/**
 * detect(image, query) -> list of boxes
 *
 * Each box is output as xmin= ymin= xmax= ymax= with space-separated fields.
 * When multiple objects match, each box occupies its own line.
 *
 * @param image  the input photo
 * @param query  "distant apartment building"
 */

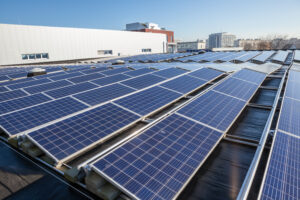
xmin=208 ymin=32 xmax=236 ymax=49
xmin=177 ymin=40 xmax=206 ymax=52
xmin=126 ymin=22 xmax=176 ymax=53
xmin=234 ymin=39 xmax=263 ymax=50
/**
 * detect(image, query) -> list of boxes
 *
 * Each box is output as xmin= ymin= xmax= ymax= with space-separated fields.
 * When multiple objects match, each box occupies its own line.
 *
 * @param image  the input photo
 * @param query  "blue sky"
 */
xmin=1 ymin=0 xmax=300 ymax=41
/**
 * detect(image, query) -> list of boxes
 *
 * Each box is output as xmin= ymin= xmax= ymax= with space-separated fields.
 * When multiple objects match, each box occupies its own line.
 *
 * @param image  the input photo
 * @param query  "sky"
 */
xmin=1 ymin=0 xmax=300 ymax=41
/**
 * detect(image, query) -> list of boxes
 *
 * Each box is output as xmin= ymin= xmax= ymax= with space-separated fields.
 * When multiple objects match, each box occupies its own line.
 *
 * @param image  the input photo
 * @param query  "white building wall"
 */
xmin=0 ymin=24 xmax=167 ymax=65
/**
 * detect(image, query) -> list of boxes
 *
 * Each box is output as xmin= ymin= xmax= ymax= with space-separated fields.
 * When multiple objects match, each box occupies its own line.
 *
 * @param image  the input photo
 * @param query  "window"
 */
xmin=42 ymin=53 xmax=49 ymax=59
xmin=35 ymin=54 xmax=41 ymax=59
xmin=22 ymin=54 xmax=28 ymax=60
xmin=142 ymin=48 xmax=152 ymax=52
xmin=21 ymin=53 xmax=49 ymax=60
xmin=98 ymin=50 xmax=113 ymax=55
xmin=29 ymin=54 xmax=35 ymax=59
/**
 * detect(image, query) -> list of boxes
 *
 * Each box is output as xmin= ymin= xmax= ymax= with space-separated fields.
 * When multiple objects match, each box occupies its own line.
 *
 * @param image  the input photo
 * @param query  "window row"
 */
xmin=22 ymin=53 xmax=49 ymax=60
xmin=142 ymin=48 xmax=152 ymax=52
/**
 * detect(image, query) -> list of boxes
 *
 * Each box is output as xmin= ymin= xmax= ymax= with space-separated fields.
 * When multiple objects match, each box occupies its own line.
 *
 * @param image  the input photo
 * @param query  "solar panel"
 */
xmin=260 ymin=131 xmax=299 ymax=200
xmin=114 ymin=86 xmax=181 ymax=116
xmin=152 ymin=68 xmax=186 ymax=78
xmin=8 ymin=72 xmax=28 ymax=79
xmin=50 ymin=71 xmax=84 ymax=81
xmin=232 ymin=69 xmax=266 ymax=84
xmin=81 ymin=67 xmax=108 ymax=74
xmin=0 ymin=86 xmax=9 ymax=93
xmin=92 ymin=74 xmax=131 ymax=86
xmin=213 ymin=77 xmax=258 ymax=101
xmin=161 ymin=75 xmax=206 ymax=94
xmin=24 ymin=80 xmax=73 ymax=94
xmin=74 ymin=83 xmax=135 ymax=106
xmin=102 ymin=68 xmax=131 ymax=76
xmin=177 ymin=90 xmax=245 ymax=131
xmin=288 ymin=70 xmax=300 ymax=83
xmin=28 ymin=103 xmax=140 ymax=161
xmin=285 ymin=79 xmax=300 ymax=100
xmin=0 ymin=93 xmax=51 ymax=115
xmin=34 ymin=71 xmax=67 ymax=79
xmin=92 ymin=114 xmax=223 ymax=200
xmin=0 ymin=97 xmax=88 ymax=135
xmin=0 ymin=89 xmax=28 ymax=102
xmin=0 ymin=75 xmax=9 ymax=82
xmin=45 ymin=82 xmax=98 ymax=99
xmin=188 ymin=68 xmax=223 ymax=81
xmin=278 ymin=97 xmax=300 ymax=136
xmin=121 ymin=74 xmax=165 ymax=90
xmin=124 ymin=68 xmax=154 ymax=77
xmin=68 ymin=73 xmax=105 ymax=84
xmin=0 ymin=77 xmax=35 ymax=87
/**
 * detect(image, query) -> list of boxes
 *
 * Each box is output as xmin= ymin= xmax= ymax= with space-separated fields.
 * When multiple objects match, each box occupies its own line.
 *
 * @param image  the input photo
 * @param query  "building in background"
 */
xmin=208 ymin=32 xmax=236 ymax=49
xmin=177 ymin=40 xmax=206 ymax=52
xmin=126 ymin=22 xmax=176 ymax=53
xmin=0 ymin=23 xmax=167 ymax=66
xmin=234 ymin=39 xmax=264 ymax=50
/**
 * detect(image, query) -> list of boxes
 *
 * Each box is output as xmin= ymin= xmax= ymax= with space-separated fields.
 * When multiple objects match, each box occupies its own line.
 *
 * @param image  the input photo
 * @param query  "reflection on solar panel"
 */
xmin=92 ymin=114 xmax=222 ymax=200
xmin=0 ymin=86 xmax=9 ymax=93
xmin=28 ymin=103 xmax=140 ymax=161
xmin=260 ymin=131 xmax=299 ymax=200
xmin=74 ymin=83 xmax=135 ymax=106
xmin=68 ymin=73 xmax=105 ymax=84
xmin=213 ymin=77 xmax=258 ymax=101
xmin=50 ymin=71 xmax=83 ymax=81
xmin=92 ymin=74 xmax=131 ymax=86
xmin=285 ymin=79 xmax=300 ymax=100
xmin=121 ymin=74 xmax=165 ymax=90
xmin=232 ymin=69 xmax=266 ymax=84
xmin=152 ymin=68 xmax=186 ymax=78
xmin=0 ymin=97 xmax=88 ymax=135
xmin=161 ymin=75 xmax=206 ymax=94
xmin=178 ymin=90 xmax=245 ymax=131
xmin=81 ymin=67 xmax=108 ymax=74
xmin=45 ymin=82 xmax=98 ymax=99
xmin=0 ymin=93 xmax=51 ymax=115
xmin=114 ymin=86 xmax=181 ymax=116
xmin=34 ymin=71 xmax=66 ymax=79
xmin=0 ymin=89 xmax=28 ymax=102
xmin=188 ymin=68 xmax=223 ymax=81
xmin=24 ymin=80 xmax=73 ymax=94
xmin=278 ymin=97 xmax=300 ymax=136
xmin=102 ymin=68 xmax=131 ymax=76
xmin=124 ymin=68 xmax=154 ymax=77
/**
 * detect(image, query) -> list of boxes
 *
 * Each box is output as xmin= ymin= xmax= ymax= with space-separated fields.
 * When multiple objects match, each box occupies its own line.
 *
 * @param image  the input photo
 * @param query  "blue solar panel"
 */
xmin=92 ymin=74 xmax=131 ymax=86
xmin=0 ymin=77 xmax=35 ymax=87
xmin=24 ymin=80 xmax=73 ymax=94
xmin=260 ymin=131 xmax=299 ymax=200
xmin=68 ymin=73 xmax=105 ymax=84
xmin=0 ymin=86 xmax=9 ymax=93
xmin=152 ymin=68 xmax=186 ymax=78
xmin=188 ymin=68 xmax=223 ymax=81
xmin=0 ymin=97 xmax=88 ymax=135
xmin=45 ymin=82 xmax=98 ymax=99
xmin=7 ymin=78 xmax=52 ymax=90
xmin=213 ymin=77 xmax=258 ymax=101
xmin=0 ymin=89 xmax=28 ymax=102
xmin=232 ymin=69 xmax=266 ymax=84
xmin=285 ymin=79 xmax=300 ymax=100
xmin=34 ymin=71 xmax=67 ymax=79
xmin=74 ymin=83 xmax=135 ymax=106
xmin=121 ymin=74 xmax=165 ymax=90
xmin=0 ymin=75 xmax=9 ymax=81
xmin=114 ymin=86 xmax=181 ymax=116
xmin=45 ymin=67 xmax=63 ymax=73
xmin=50 ymin=71 xmax=84 ymax=81
xmin=124 ymin=68 xmax=154 ymax=77
xmin=8 ymin=72 xmax=28 ymax=79
xmin=161 ymin=75 xmax=206 ymax=94
xmin=102 ymin=68 xmax=131 ymax=76
xmin=178 ymin=90 xmax=246 ymax=131
xmin=81 ymin=67 xmax=108 ymax=74
xmin=28 ymin=103 xmax=140 ymax=161
xmin=278 ymin=97 xmax=300 ymax=136
xmin=288 ymin=70 xmax=300 ymax=83
xmin=0 ymin=93 xmax=51 ymax=115
xmin=92 ymin=114 xmax=222 ymax=200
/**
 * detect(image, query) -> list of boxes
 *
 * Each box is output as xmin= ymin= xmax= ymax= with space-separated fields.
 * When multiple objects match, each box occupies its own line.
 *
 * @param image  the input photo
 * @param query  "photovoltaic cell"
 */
xmin=288 ymin=70 xmax=300 ymax=83
xmin=28 ymin=103 xmax=140 ymax=161
xmin=232 ymin=69 xmax=266 ymax=84
xmin=121 ymin=74 xmax=166 ymax=90
xmin=178 ymin=90 xmax=245 ymax=131
xmin=50 ymin=71 xmax=84 ymax=81
xmin=152 ymin=68 xmax=186 ymax=78
xmin=0 ymin=77 xmax=35 ymax=87
xmin=161 ymin=75 xmax=206 ymax=94
xmin=102 ymin=68 xmax=131 ymax=76
xmin=92 ymin=114 xmax=223 ymax=200
xmin=114 ymin=86 xmax=181 ymax=116
xmin=92 ymin=74 xmax=131 ymax=86
xmin=260 ymin=131 xmax=299 ymax=200
xmin=0 ymin=93 xmax=51 ymax=115
xmin=213 ymin=77 xmax=258 ymax=101
xmin=188 ymin=68 xmax=223 ymax=81
xmin=81 ymin=67 xmax=108 ymax=74
xmin=124 ymin=68 xmax=154 ymax=77
xmin=34 ymin=71 xmax=66 ymax=79
xmin=0 ymin=75 xmax=9 ymax=82
xmin=7 ymin=78 xmax=52 ymax=90
xmin=74 ymin=83 xmax=135 ymax=106
xmin=0 ymin=97 xmax=88 ymax=135
xmin=0 ymin=89 xmax=28 ymax=102
xmin=8 ymin=72 xmax=28 ymax=79
xmin=285 ymin=79 xmax=300 ymax=100
xmin=24 ymin=80 xmax=73 ymax=94
xmin=0 ymin=86 xmax=9 ymax=93
xmin=45 ymin=82 xmax=98 ymax=99
xmin=68 ymin=73 xmax=105 ymax=84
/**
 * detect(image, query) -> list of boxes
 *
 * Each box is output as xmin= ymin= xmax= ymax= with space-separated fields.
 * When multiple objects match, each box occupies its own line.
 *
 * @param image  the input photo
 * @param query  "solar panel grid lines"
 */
xmin=124 ymin=68 xmax=155 ymax=77
xmin=101 ymin=68 xmax=131 ymax=76
xmin=91 ymin=113 xmax=223 ymax=200
xmin=285 ymin=78 xmax=300 ymax=100
xmin=91 ymin=74 xmax=132 ymax=86
xmin=24 ymin=80 xmax=73 ymax=94
xmin=67 ymin=73 xmax=106 ymax=84
xmin=152 ymin=68 xmax=187 ymax=79
xmin=34 ymin=71 xmax=67 ymax=79
xmin=0 ymin=89 xmax=28 ymax=102
xmin=27 ymin=103 xmax=141 ymax=162
xmin=80 ymin=67 xmax=109 ymax=74
xmin=0 ymin=86 xmax=9 ymax=93
xmin=121 ymin=74 xmax=166 ymax=90
xmin=232 ymin=68 xmax=266 ymax=85
xmin=158 ymin=85 xmax=184 ymax=95
xmin=49 ymin=71 xmax=84 ymax=81
xmin=0 ymin=77 xmax=35 ymax=87
xmin=188 ymin=68 xmax=224 ymax=81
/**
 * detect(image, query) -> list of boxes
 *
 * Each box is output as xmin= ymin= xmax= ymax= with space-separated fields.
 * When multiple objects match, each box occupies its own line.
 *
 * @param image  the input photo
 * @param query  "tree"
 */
xmin=243 ymin=43 xmax=253 ymax=50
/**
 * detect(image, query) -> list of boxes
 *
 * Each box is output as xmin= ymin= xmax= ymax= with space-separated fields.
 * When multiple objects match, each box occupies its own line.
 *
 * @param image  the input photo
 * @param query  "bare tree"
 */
xmin=257 ymin=41 xmax=271 ymax=50
xmin=243 ymin=43 xmax=253 ymax=50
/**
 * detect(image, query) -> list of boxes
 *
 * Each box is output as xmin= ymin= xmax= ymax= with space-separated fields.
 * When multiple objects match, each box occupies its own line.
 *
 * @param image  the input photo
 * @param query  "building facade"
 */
xmin=177 ymin=40 xmax=206 ymax=52
xmin=208 ymin=32 xmax=236 ymax=49
xmin=0 ymin=24 xmax=167 ymax=66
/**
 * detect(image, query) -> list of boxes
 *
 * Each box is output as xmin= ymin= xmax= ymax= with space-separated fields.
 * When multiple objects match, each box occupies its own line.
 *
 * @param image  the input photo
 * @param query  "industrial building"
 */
xmin=177 ymin=40 xmax=206 ymax=52
xmin=0 ymin=23 xmax=168 ymax=66
xmin=208 ymin=32 xmax=236 ymax=49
